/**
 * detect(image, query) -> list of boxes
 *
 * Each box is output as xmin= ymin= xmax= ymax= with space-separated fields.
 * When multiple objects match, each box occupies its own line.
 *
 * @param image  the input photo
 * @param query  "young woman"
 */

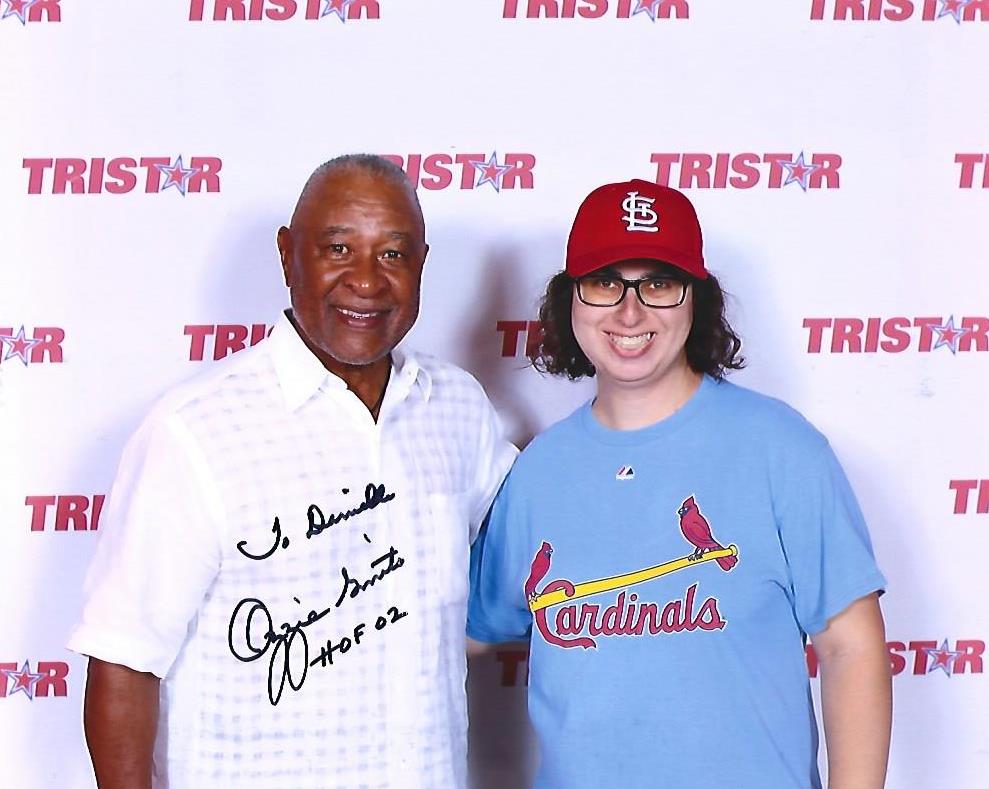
xmin=468 ymin=179 xmax=891 ymax=789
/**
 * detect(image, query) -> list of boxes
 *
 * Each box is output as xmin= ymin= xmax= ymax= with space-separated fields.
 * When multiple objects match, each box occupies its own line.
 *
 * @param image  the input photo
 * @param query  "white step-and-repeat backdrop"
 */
xmin=2 ymin=1 xmax=987 ymax=787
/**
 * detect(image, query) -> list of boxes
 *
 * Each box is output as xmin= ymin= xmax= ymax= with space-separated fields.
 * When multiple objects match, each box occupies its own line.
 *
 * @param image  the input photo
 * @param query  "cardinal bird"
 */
xmin=677 ymin=496 xmax=737 ymax=572
xmin=525 ymin=541 xmax=554 ymax=601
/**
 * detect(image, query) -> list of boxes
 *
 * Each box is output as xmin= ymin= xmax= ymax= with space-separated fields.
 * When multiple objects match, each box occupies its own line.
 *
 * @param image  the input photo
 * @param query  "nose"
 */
xmin=341 ymin=250 xmax=387 ymax=299
xmin=613 ymin=285 xmax=648 ymax=325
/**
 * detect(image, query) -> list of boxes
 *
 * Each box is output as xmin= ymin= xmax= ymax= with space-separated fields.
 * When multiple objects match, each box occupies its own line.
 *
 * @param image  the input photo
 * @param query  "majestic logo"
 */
xmin=188 ymin=0 xmax=380 ymax=21
xmin=650 ymin=152 xmax=841 ymax=190
xmin=0 ymin=326 xmax=64 ymax=366
xmin=186 ymin=324 xmax=272 ymax=361
xmin=24 ymin=156 xmax=222 ymax=195
xmin=382 ymin=152 xmax=536 ymax=192
xmin=496 ymin=320 xmax=543 ymax=357
xmin=950 ymin=480 xmax=988 ymax=514
xmin=803 ymin=315 xmax=987 ymax=354
xmin=616 ymin=465 xmax=635 ymax=480
xmin=621 ymin=191 xmax=660 ymax=233
xmin=0 ymin=661 xmax=69 ymax=699
xmin=502 ymin=0 xmax=689 ymax=20
xmin=1 ymin=0 xmax=60 ymax=24
xmin=27 ymin=495 xmax=105 ymax=531
xmin=526 ymin=496 xmax=737 ymax=649
xmin=956 ymin=153 xmax=989 ymax=188
xmin=810 ymin=0 xmax=988 ymax=22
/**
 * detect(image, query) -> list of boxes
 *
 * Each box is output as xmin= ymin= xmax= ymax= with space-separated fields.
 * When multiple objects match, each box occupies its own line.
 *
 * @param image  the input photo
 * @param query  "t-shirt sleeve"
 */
xmin=777 ymin=440 xmax=886 ymax=637
xmin=467 ymin=474 xmax=532 ymax=644
xmin=467 ymin=395 xmax=518 ymax=544
xmin=66 ymin=412 xmax=224 ymax=678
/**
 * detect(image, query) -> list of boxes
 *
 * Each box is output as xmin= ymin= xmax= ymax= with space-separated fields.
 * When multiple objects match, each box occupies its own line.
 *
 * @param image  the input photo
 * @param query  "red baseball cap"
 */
xmin=566 ymin=179 xmax=707 ymax=280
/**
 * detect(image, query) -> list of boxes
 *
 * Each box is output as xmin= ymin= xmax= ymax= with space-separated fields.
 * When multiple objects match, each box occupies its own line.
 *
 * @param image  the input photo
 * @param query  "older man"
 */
xmin=69 ymin=154 xmax=516 ymax=789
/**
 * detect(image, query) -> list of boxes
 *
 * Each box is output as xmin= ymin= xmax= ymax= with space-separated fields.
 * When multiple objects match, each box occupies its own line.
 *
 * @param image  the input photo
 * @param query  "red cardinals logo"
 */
xmin=526 ymin=496 xmax=737 ymax=649
xmin=678 ymin=495 xmax=738 ymax=571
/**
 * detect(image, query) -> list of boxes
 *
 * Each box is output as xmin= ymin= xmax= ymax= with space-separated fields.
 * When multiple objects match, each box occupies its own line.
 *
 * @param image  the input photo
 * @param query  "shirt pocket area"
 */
xmin=426 ymin=492 xmax=471 ymax=604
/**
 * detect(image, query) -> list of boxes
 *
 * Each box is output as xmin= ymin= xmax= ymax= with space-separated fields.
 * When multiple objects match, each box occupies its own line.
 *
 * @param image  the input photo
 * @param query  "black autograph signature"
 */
xmin=227 ymin=545 xmax=406 ymax=705
xmin=235 ymin=483 xmax=396 ymax=562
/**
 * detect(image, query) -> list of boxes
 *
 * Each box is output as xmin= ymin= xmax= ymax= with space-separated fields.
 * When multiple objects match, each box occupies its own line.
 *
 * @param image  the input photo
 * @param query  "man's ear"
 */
xmin=276 ymin=226 xmax=292 ymax=287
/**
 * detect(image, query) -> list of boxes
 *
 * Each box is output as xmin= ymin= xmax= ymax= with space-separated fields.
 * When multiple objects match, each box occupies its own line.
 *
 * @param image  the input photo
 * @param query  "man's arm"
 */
xmin=84 ymin=658 xmax=160 ymax=789
xmin=812 ymin=593 xmax=891 ymax=789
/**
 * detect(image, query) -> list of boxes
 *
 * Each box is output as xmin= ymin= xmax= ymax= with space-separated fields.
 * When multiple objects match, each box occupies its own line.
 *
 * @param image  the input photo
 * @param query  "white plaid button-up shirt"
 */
xmin=68 ymin=312 xmax=517 ymax=789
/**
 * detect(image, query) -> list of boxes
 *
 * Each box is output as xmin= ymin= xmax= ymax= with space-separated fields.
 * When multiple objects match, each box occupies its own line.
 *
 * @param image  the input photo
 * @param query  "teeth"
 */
xmin=608 ymin=332 xmax=654 ymax=350
xmin=339 ymin=308 xmax=378 ymax=319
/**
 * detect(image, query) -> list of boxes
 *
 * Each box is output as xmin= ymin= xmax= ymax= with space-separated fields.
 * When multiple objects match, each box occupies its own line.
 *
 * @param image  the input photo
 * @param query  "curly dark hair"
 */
xmin=530 ymin=265 xmax=745 ymax=380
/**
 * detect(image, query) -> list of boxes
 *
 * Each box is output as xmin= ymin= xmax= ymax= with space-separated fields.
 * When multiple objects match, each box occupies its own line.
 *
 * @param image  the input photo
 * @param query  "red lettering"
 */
xmin=348 ymin=0 xmax=379 ymax=18
xmin=913 ymin=316 xmax=941 ymax=352
xmin=960 ymin=317 xmax=989 ymax=351
xmin=189 ymin=0 xmax=206 ymax=19
xmin=496 ymin=320 xmax=528 ymax=357
xmin=831 ymin=317 xmax=864 ymax=353
xmin=106 ymin=157 xmax=138 ymax=194
xmin=140 ymin=157 xmax=170 ymax=193
xmin=26 ymin=496 xmax=56 ymax=532
xmin=35 ymin=662 xmax=69 ymax=697
xmin=92 ymin=494 xmax=105 ymax=530
xmin=55 ymin=495 xmax=90 ymax=531
xmin=650 ymin=153 xmax=680 ymax=187
xmin=188 ymin=157 xmax=223 ymax=192
xmin=880 ymin=317 xmax=911 ymax=352
xmin=28 ymin=0 xmax=61 ymax=22
xmin=803 ymin=317 xmax=831 ymax=353
xmin=87 ymin=158 xmax=105 ymax=194
xmin=53 ymin=159 xmax=86 ymax=195
xmin=908 ymin=640 xmax=937 ymax=675
xmin=810 ymin=153 xmax=841 ymax=188
xmin=764 ymin=153 xmax=791 ymax=189
xmin=214 ymin=0 xmax=247 ymax=21
xmin=420 ymin=154 xmax=454 ymax=190
xmin=729 ymin=153 xmax=760 ymax=189
xmin=964 ymin=0 xmax=989 ymax=21
xmin=525 ymin=321 xmax=544 ymax=357
xmin=887 ymin=641 xmax=907 ymax=676
xmin=955 ymin=153 xmax=985 ymax=189
xmin=185 ymin=324 xmax=215 ymax=361
xmin=835 ymin=0 xmax=866 ymax=20
xmin=954 ymin=640 xmax=985 ymax=674
xmin=883 ymin=0 xmax=913 ymax=20
xmin=679 ymin=153 xmax=712 ymax=189
xmin=0 ymin=664 xmax=17 ymax=697
xmin=503 ymin=153 xmax=536 ymax=189
xmin=454 ymin=154 xmax=486 ymax=189
xmin=214 ymin=324 xmax=249 ymax=359
xmin=29 ymin=327 xmax=65 ymax=363
xmin=495 ymin=649 xmax=529 ymax=686
xmin=23 ymin=158 xmax=53 ymax=194
xmin=950 ymin=480 xmax=978 ymax=514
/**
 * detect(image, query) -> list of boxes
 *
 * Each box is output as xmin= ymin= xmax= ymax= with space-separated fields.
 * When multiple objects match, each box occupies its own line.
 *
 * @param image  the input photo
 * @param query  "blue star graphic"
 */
xmin=322 ymin=0 xmax=354 ymax=21
xmin=472 ymin=152 xmax=513 ymax=193
xmin=632 ymin=0 xmax=661 ymax=21
xmin=1 ymin=661 xmax=45 ymax=699
xmin=931 ymin=315 xmax=969 ymax=355
xmin=780 ymin=152 xmax=821 ymax=192
xmin=0 ymin=325 xmax=41 ymax=366
xmin=156 ymin=156 xmax=198 ymax=197
xmin=922 ymin=639 xmax=963 ymax=676
xmin=938 ymin=0 xmax=972 ymax=23
xmin=2 ymin=0 xmax=36 ymax=25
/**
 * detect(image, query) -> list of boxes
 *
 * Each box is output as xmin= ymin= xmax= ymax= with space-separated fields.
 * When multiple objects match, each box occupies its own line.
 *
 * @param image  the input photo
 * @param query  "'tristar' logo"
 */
xmin=322 ymin=0 xmax=355 ymax=21
xmin=931 ymin=315 xmax=970 ymax=354
xmin=0 ymin=326 xmax=41 ymax=366
xmin=939 ymin=0 xmax=973 ymax=23
xmin=923 ymin=639 xmax=964 ymax=676
xmin=472 ymin=152 xmax=514 ymax=192
xmin=780 ymin=152 xmax=821 ymax=192
xmin=0 ymin=661 xmax=44 ymax=700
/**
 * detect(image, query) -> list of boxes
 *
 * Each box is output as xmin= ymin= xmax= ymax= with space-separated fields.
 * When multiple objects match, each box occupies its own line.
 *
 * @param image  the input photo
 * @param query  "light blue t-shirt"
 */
xmin=468 ymin=376 xmax=885 ymax=789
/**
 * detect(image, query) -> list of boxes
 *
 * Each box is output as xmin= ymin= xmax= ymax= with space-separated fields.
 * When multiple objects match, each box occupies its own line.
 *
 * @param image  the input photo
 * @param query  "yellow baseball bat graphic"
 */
xmin=528 ymin=545 xmax=738 ymax=613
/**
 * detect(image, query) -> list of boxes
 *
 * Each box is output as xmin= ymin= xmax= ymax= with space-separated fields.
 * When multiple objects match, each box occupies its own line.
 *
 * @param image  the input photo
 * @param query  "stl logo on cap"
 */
xmin=621 ymin=191 xmax=659 ymax=233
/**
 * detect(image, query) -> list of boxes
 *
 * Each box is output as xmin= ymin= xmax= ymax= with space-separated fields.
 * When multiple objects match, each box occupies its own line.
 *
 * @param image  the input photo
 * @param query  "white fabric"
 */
xmin=67 ymin=312 xmax=517 ymax=789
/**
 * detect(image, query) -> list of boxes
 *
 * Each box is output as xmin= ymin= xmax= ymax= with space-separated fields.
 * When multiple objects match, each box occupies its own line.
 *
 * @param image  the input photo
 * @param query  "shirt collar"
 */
xmin=268 ymin=311 xmax=432 ymax=412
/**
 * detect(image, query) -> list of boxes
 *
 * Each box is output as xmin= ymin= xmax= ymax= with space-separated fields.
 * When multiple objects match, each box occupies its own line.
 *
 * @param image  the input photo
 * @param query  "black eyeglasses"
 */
xmin=575 ymin=275 xmax=688 ymax=308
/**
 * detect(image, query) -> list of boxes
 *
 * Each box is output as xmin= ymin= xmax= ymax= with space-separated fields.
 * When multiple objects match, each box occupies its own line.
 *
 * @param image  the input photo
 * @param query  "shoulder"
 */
xmin=508 ymin=404 xmax=586 ymax=480
xmin=707 ymin=377 xmax=829 ymax=455
xmin=143 ymin=341 xmax=276 ymax=436
xmin=411 ymin=352 xmax=495 ymax=410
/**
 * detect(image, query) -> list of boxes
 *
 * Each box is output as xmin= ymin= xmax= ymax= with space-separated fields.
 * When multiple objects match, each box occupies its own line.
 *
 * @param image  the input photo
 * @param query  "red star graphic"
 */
xmin=156 ymin=156 xmax=198 ymax=196
xmin=1 ymin=325 xmax=40 ymax=365
xmin=944 ymin=0 xmax=966 ymax=12
xmin=2 ymin=0 xmax=34 ymax=23
xmin=2 ymin=661 xmax=44 ymax=700
xmin=322 ymin=0 xmax=353 ymax=19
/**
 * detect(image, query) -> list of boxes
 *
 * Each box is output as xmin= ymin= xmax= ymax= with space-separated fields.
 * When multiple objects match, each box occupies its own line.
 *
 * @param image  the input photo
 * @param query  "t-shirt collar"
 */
xmin=269 ymin=311 xmax=432 ymax=412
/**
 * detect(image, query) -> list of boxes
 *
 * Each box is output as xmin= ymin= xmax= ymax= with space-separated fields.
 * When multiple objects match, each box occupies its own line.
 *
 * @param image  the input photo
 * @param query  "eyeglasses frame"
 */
xmin=573 ymin=274 xmax=689 ymax=309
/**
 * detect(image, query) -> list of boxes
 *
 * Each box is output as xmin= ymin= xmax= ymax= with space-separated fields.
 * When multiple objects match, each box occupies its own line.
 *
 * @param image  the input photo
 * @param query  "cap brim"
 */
xmin=567 ymin=243 xmax=708 ymax=280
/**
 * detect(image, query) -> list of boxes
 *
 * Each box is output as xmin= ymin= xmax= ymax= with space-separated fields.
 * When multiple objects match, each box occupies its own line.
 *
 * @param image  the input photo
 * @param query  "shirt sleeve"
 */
xmin=467 ymin=472 xmax=532 ymax=644
xmin=466 ymin=395 xmax=518 ymax=544
xmin=66 ymin=412 xmax=224 ymax=678
xmin=776 ymin=440 xmax=886 ymax=637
